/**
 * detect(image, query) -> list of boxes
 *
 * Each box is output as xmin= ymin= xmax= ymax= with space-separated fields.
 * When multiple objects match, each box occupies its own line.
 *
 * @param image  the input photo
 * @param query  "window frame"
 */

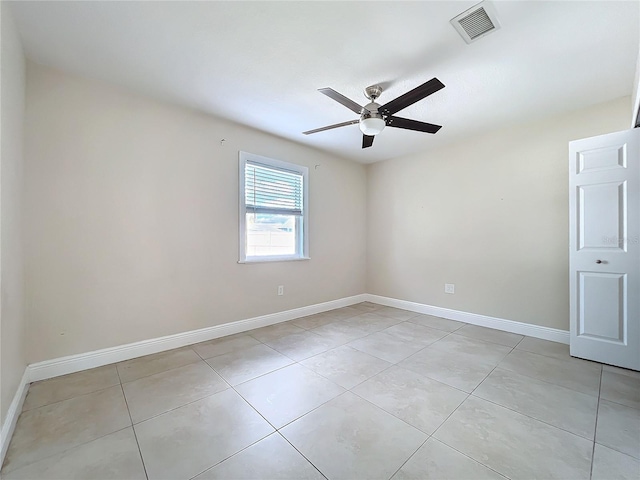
xmin=238 ymin=151 xmax=310 ymax=264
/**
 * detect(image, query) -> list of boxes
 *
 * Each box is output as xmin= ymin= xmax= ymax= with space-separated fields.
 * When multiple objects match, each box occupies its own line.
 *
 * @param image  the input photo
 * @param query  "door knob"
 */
xmin=596 ymin=260 xmax=603 ymax=264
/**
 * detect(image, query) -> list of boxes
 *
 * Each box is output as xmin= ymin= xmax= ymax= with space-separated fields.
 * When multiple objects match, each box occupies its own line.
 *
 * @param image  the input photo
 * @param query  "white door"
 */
xmin=569 ymin=128 xmax=639 ymax=370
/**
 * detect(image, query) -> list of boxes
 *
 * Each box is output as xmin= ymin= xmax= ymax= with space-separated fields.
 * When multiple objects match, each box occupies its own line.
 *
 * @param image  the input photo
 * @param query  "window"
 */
xmin=239 ymin=151 xmax=309 ymax=263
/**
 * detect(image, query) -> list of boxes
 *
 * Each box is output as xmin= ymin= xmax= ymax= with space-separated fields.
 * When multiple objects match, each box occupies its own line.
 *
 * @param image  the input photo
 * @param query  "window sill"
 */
xmin=238 ymin=256 xmax=311 ymax=264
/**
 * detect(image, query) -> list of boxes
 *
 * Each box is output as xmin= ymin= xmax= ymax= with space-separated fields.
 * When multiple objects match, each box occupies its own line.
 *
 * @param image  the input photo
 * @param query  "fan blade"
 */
xmin=379 ymin=78 xmax=445 ymax=116
xmin=319 ymin=88 xmax=367 ymax=115
xmin=386 ymin=116 xmax=442 ymax=134
xmin=302 ymin=119 xmax=359 ymax=135
xmin=362 ymin=135 xmax=375 ymax=148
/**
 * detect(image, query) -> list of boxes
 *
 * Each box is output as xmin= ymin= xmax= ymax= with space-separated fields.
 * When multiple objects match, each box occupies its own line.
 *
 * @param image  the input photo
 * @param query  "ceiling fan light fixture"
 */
xmin=359 ymin=116 xmax=385 ymax=136
xmin=305 ymin=78 xmax=445 ymax=148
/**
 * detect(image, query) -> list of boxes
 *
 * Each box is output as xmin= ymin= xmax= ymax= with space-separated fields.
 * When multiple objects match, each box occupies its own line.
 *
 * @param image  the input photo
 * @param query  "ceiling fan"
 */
xmin=303 ymin=78 xmax=445 ymax=149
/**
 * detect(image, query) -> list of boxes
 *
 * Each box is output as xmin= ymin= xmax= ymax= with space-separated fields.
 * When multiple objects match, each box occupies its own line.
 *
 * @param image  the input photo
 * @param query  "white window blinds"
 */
xmin=244 ymin=161 xmax=304 ymax=216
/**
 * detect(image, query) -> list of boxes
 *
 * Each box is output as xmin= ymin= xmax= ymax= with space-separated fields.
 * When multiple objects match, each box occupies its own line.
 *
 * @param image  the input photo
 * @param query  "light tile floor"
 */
xmin=2 ymin=302 xmax=639 ymax=480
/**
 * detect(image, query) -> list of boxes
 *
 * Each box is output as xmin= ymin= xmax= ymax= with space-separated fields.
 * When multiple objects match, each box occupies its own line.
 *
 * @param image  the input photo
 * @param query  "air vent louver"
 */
xmin=451 ymin=1 xmax=501 ymax=44
xmin=459 ymin=8 xmax=494 ymax=39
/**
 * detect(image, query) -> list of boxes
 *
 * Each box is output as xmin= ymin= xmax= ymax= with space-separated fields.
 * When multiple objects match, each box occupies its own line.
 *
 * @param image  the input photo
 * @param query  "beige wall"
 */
xmin=1 ymin=3 xmax=26 ymax=424
xmin=367 ymin=96 xmax=631 ymax=331
xmin=24 ymin=63 xmax=367 ymax=363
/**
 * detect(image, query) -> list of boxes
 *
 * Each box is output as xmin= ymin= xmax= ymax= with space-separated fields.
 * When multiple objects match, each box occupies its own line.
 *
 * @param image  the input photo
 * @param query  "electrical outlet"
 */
xmin=278 ymin=285 xmax=284 ymax=296
xmin=445 ymin=283 xmax=455 ymax=294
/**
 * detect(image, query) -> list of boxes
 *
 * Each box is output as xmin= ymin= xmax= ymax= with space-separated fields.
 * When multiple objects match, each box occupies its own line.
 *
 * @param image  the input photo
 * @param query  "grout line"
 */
xmin=4 ymin=366 xmax=149 ymax=474
xmin=119 ymin=356 xmax=204 ymax=386
xmin=419 ymin=330 xmax=455 ymax=347
xmin=460 ymin=345 xmax=601 ymax=440
xmin=386 ymin=435 xmax=432 ymax=479
xmin=257 ymin=333 xmax=351 ymax=363
xmin=431 ymin=436 xmax=510 ymax=479
xmin=426 ymin=346 xmax=519 ymax=442
xmin=468 ymin=345 xmax=516 ymax=397
xmin=469 ymin=392 xmax=597 ymax=442
xmin=590 ymin=368 xmax=604 ymax=480
xmin=405 ymin=315 xmax=467 ymax=332
xmin=432 ymin=348 xmax=598 ymax=476
xmin=199 ymin=354 xmax=342 ymax=478
xmin=430 ymin=390 xmax=472 ymax=439
xmin=116 ymin=368 xmax=150 ymax=480
xmin=292 ymin=310 xmax=364 ymax=328
xmin=347 ymin=387 xmax=435 ymax=436
xmin=185 ymin=366 xmax=285 ymax=478
xmin=185 ymin=431 xmax=274 ymax=480
xmin=275 ymin=431 xmax=329 ymax=480
xmin=424 ymin=394 xmax=515 ymax=479
xmin=272 ymin=387 xmax=430 ymax=479
xmin=19 ymin=381 xmax=121 ymax=413
xmin=493 ymin=366 xmax=602 ymax=399
xmin=131 ymin=376 xmax=276 ymax=480
xmin=128 ymin=385 xmax=231 ymax=426
xmin=126 ymin=418 xmax=150 ymax=480
xmin=448 ymin=331 xmax=522 ymax=349
xmin=274 ymin=386 xmax=351 ymax=430
xmin=0 ymin=426 xmax=132 ymax=475
xmin=493 ymin=349 xmax=603 ymax=398
xmin=594 ymin=395 xmax=640 ymax=411
xmin=390 ymin=362 xmax=471 ymax=396
xmin=513 ymin=334 xmax=527 ymax=349
xmin=508 ymin=346 xmax=604 ymax=368
xmin=592 ymin=441 xmax=640 ymax=462
xmin=232 ymin=366 xmax=345 ymax=432
xmin=346 ymin=362 xmax=398 ymax=390
xmin=218 ymin=361 xmax=295 ymax=388
xmin=514 ymin=341 xmax=633 ymax=369
xmin=191 ymin=337 xmax=264 ymax=362
xmin=189 ymin=431 xmax=277 ymax=480
xmin=291 ymin=345 xmax=396 ymax=390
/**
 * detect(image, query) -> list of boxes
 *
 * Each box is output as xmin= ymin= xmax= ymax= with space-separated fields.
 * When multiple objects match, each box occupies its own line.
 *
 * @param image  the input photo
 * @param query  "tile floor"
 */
xmin=2 ymin=303 xmax=639 ymax=479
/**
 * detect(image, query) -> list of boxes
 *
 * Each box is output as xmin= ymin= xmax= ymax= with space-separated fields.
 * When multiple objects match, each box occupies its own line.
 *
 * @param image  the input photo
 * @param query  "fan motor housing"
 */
xmin=362 ymin=102 xmax=383 ymax=119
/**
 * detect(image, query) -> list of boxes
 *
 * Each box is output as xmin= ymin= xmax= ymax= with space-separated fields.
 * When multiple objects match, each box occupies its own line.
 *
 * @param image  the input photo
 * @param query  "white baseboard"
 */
xmin=0 ymin=368 xmax=30 ymax=466
xmin=26 ymin=292 xmax=569 ymax=384
xmin=27 ymin=294 xmax=368 ymax=383
xmin=366 ymin=294 xmax=570 ymax=344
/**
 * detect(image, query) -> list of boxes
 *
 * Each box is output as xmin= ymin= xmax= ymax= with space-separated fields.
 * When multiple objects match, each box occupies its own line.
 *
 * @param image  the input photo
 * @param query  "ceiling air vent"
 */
xmin=450 ymin=1 xmax=501 ymax=44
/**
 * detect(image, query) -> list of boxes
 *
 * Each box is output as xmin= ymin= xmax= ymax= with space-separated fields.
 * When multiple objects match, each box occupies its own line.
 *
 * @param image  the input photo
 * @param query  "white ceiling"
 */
xmin=10 ymin=1 xmax=639 ymax=164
